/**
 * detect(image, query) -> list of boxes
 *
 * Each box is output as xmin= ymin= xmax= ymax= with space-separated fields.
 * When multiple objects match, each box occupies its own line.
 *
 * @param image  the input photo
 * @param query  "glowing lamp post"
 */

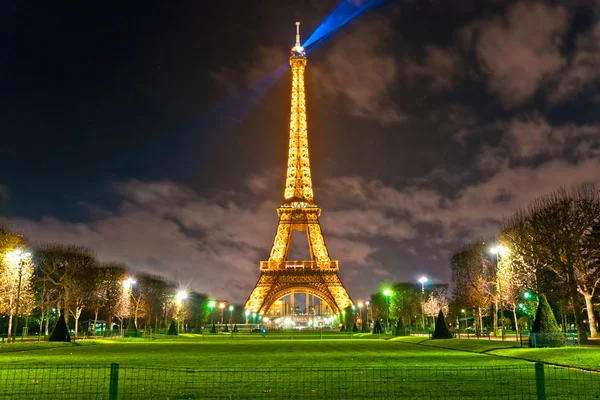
xmin=365 ymin=301 xmax=370 ymax=325
xmin=208 ymin=301 xmax=216 ymax=325
xmin=461 ymin=309 xmax=466 ymax=330
xmin=229 ymin=305 xmax=234 ymax=325
xmin=357 ymin=302 xmax=364 ymax=327
xmin=176 ymin=291 xmax=188 ymax=333
xmin=8 ymin=249 xmax=32 ymax=343
xmin=245 ymin=310 xmax=250 ymax=324
xmin=123 ymin=278 xmax=137 ymax=335
xmin=490 ymin=245 xmax=507 ymax=339
xmin=383 ymin=289 xmax=392 ymax=333
xmin=418 ymin=276 xmax=427 ymax=331
xmin=219 ymin=303 xmax=226 ymax=324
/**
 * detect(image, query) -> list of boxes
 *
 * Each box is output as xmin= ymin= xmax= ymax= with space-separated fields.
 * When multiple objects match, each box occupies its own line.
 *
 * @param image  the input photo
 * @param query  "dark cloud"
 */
xmin=0 ymin=185 xmax=9 ymax=200
xmin=551 ymin=22 xmax=600 ymax=102
xmin=471 ymin=1 xmax=568 ymax=107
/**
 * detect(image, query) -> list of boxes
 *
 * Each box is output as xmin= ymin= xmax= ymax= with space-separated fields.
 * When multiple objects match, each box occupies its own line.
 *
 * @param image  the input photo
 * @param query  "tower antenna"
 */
xmin=295 ymin=21 xmax=301 ymax=47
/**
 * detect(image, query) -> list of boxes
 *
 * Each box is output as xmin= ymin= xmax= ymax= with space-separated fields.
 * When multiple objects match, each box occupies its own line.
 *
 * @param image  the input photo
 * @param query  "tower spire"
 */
xmin=285 ymin=22 xmax=312 ymax=204
xmin=295 ymin=21 xmax=301 ymax=47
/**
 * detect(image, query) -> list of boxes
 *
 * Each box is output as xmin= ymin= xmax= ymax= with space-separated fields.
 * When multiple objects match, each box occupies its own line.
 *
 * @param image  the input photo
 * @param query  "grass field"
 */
xmin=1 ymin=334 xmax=599 ymax=399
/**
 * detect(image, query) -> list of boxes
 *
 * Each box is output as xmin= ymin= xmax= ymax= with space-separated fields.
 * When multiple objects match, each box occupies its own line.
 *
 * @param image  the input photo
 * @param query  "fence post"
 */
xmin=535 ymin=362 xmax=546 ymax=400
xmin=109 ymin=362 xmax=119 ymax=400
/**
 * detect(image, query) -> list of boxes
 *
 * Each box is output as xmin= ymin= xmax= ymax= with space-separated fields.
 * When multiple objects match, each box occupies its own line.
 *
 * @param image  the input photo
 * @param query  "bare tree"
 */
xmin=424 ymin=285 xmax=450 ymax=324
xmin=35 ymin=244 xmax=96 ymax=331
xmin=0 ymin=227 xmax=35 ymax=341
xmin=451 ymin=241 xmax=494 ymax=336
xmin=526 ymin=187 xmax=600 ymax=339
xmin=96 ymin=262 xmax=127 ymax=335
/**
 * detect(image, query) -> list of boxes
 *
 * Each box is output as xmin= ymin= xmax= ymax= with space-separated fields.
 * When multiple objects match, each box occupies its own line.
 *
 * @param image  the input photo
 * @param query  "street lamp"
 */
xmin=245 ymin=309 xmax=250 ymax=324
xmin=418 ymin=276 xmax=428 ymax=331
xmin=176 ymin=290 xmax=188 ymax=333
xmin=365 ymin=301 xmax=370 ymax=324
xmin=208 ymin=301 xmax=216 ymax=325
xmin=357 ymin=302 xmax=364 ymax=327
xmin=383 ymin=289 xmax=392 ymax=333
xmin=229 ymin=305 xmax=234 ymax=325
xmin=122 ymin=278 xmax=137 ymax=336
xmin=8 ymin=249 xmax=32 ymax=343
xmin=123 ymin=278 xmax=136 ymax=289
xmin=461 ymin=309 xmax=466 ymax=330
xmin=219 ymin=303 xmax=226 ymax=324
xmin=490 ymin=245 xmax=507 ymax=339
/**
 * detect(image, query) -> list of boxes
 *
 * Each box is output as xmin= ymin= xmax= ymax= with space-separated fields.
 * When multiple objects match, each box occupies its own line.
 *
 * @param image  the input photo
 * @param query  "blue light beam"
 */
xmin=303 ymin=0 xmax=386 ymax=52
xmin=127 ymin=63 xmax=288 ymax=181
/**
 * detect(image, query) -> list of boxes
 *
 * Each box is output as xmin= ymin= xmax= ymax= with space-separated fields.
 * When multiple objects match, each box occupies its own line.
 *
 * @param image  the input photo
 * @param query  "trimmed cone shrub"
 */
xmin=394 ymin=318 xmax=404 ymax=336
xmin=529 ymin=294 xmax=565 ymax=348
xmin=340 ymin=324 xmax=346 ymax=332
xmin=167 ymin=320 xmax=178 ymax=336
xmin=352 ymin=323 xmax=359 ymax=332
xmin=432 ymin=310 xmax=453 ymax=339
xmin=223 ymin=324 xmax=229 ymax=333
xmin=210 ymin=323 xmax=217 ymax=334
xmin=49 ymin=315 xmax=71 ymax=342
xmin=124 ymin=318 xmax=138 ymax=337
xmin=373 ymin=320 xmax=382 ymax=334
xmin=233 ymin=324 xmax=239 ymax=333
xmin=361 ymin=321 xmax=371 ymax=333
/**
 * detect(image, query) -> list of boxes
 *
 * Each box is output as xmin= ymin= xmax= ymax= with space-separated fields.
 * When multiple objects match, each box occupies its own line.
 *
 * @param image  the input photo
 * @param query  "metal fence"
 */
xmin=0 ymin=363 xmax=599 ymax=399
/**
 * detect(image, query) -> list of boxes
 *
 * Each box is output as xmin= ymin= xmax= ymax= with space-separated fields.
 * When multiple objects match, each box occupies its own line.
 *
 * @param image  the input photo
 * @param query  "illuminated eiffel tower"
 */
xmin=245 ymin=23 xmax=353 ymax=316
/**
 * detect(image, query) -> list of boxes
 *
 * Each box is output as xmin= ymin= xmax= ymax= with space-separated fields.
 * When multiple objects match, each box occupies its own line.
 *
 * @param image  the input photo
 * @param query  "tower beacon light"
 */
xmin=291 ymin=22 xmax=305 ymax=56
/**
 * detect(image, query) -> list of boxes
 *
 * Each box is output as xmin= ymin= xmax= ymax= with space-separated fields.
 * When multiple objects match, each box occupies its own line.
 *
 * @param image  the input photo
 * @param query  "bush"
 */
xmin=210 ymin=323 xmax=217 ymax=334
xmin=432 ymin=310 xmax=453 ymax=339
xmin=340 ymin=324 xmax=346 ymax=332
xmin=223 ymin=324 xmax=229 ymax=333
xmin=352 ymin=323 xmax=359 ymax=332
xmin=233 ymin=324 xmax=239 ymax=333
xmin=167 ymin=320 xmax=178 ymax=336
xmin=529 ymin=294 xmax=565 ymax=347
xmin=49 ymin=315 xmax=71 ymax=342
xmin=373 ymin=320 xmax=382 ymax=334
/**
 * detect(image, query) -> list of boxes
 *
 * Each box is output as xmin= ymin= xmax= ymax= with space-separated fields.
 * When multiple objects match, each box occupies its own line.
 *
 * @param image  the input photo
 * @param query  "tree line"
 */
xmin=451 ymin=186 xmax=600 ymax=341
xmin=0 ymin=231 xmax=212 ymax=341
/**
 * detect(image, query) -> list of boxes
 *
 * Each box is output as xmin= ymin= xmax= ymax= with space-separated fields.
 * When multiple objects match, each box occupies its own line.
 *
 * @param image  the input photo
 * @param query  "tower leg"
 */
xmin=305 ymin=292 xmax=309 ymax=315
xmin=290 ymin=291 xmax=295 ymax=320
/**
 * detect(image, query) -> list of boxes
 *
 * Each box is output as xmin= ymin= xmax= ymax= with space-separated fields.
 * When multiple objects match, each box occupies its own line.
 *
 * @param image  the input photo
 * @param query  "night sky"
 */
xmin=2 ymin=0 xmax=600 ymax=303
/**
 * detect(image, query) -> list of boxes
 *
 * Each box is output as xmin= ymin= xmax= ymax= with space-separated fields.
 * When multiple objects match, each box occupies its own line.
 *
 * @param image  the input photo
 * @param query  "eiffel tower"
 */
xmin=245 ymin=23 xmax=353 ymax=316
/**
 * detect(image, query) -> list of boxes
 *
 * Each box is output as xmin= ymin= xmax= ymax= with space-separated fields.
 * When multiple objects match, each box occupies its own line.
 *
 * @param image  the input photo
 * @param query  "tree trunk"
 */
xmin=475 ymin=307 xmax=482 ymax=337
xmin=93 ymin=309 xmax=99 ymax=336
xmin=7 ymin=314 xmax=13 ymax=342
xmin=44 ymin=311 xmax=50 ymax=336
xmin=583 ymin=294 xmax=598 ymax=338
xmin=567 ymin=265 xmax=588 ymax=341
xmin=38 ymin=312 xmax=44 ymax=341
xmin=512 ymin=306 xmax=519 ymax=339
xmin=73 ymin=310 xmax=81 ymax=338
xmin=107 ymin=313 xmax=112 ymax=337
xmin=493 ymin=301 xmax=498 ymax=337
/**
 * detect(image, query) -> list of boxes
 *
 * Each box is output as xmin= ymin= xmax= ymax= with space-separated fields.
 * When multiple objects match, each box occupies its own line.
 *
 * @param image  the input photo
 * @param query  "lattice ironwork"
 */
xmin=245 ymin=23 xmax=352 ymax=315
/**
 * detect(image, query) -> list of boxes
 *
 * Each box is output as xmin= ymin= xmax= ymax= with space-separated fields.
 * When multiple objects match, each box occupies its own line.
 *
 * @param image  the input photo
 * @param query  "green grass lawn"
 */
xmin=0 ymin=335 xmax=598 ymax=399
